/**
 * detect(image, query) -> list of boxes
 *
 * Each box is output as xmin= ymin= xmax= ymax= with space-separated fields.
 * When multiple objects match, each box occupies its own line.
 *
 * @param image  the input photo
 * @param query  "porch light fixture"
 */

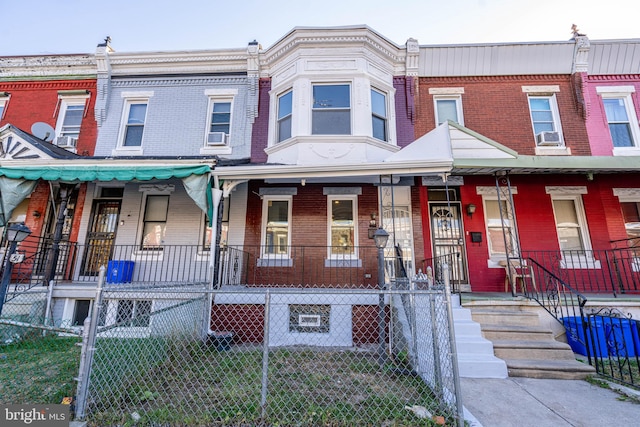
xmin=373 ymin=227 xmax=389 ymax=249
xmin=466 ymin=203 xmax=476 ymax=218
xmin=0 ymin=223 xmax=32 ymax=316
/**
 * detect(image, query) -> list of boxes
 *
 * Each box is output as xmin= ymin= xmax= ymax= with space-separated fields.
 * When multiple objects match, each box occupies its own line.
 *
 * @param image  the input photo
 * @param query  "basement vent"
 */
xmin=289 ymin=304 xmax=330 ymax=333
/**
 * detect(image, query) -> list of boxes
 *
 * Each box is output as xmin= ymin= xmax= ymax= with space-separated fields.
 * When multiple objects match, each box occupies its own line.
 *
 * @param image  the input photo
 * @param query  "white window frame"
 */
xmin=311 ymin=83 xmax=352 ymax=135
xmin=482 ymin=198 xmax=517 ymax=260
xmin=546 ymin=186 xmax=599 ymax=269
xmin=526 ymin=94 xmax=564 ymax=145
xmin=115 ymin=91 xmax=153 ymax=155
xmin=277 ymin=89 xmax=293 ymax=143
xmin=260 ymin=195 xmax=293 ymax=260
xmin=596 ymin=86 xmax=640 ymax=155
xmin=0 ymin=93 xmax=9 ymax=120
xmin=327 ymin=194 xmax=359 ymax=260
xmin=371 ymin=87 xmax=389 ymax=141
xmin=429 ymin=88 xmax=464 ymax=126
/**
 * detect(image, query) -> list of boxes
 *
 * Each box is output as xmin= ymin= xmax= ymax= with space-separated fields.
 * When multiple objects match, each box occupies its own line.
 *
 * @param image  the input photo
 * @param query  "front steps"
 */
xmin=452 ymin=296 xmax=508 ymax=378
xmin=467 ymin=305 xmax=595 ymax=380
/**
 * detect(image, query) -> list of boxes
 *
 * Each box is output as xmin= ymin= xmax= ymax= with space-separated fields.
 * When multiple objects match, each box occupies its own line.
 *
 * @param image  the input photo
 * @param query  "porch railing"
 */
xmin=1 ymin=237 xmax=212 ymax=290
xmin=522 ymin=249 xmax=640 ymax=296
xmin=219 ymin=245 xmax=403 ymax=288
xmin=420 ymin=252 xmax=461 ymax=294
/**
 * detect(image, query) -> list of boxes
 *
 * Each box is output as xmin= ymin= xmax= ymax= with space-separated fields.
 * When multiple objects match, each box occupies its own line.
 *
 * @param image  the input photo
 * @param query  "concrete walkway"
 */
xmin=461 ymin=377 xmax=639 ymax=427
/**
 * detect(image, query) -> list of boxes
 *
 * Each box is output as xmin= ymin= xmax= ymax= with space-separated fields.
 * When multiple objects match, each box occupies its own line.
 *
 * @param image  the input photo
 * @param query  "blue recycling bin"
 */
xmin=106 ymin=260 xmax=134 ymax=283
xmin=562 ymin=316 xmax=639 ymax=358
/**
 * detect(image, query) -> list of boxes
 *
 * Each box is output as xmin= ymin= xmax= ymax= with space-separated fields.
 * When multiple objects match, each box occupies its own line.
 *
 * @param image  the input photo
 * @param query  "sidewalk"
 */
xmin=461 ymin=377 xmax=639 ymax=427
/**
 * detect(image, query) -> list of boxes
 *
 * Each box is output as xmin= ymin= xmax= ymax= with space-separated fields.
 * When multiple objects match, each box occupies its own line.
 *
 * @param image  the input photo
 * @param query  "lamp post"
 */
xmin=0 ymin=223 xmax=32 ymax=317
xmin=373 ymin=227 xmax=389 ymax=366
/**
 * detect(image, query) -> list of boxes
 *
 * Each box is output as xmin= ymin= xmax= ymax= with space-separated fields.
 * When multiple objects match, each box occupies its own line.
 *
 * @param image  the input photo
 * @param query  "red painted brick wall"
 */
xmin=416 ymin=76 xmax=591 ymax=156
xmin=0 ymin=79 xmax=98 ymax=156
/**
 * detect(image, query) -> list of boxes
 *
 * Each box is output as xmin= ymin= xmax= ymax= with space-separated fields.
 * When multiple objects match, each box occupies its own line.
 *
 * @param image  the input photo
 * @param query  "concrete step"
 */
xmin=457 ymin=354 xmax=508 ymax=378
xmin=452 ymin=306 xmax=508 ymax=378
xmin=504 ymin=358 xmax=596 ymax=380
xmin=480 ymin=323 xmax=555 ymax=341
xmin=471 ymin=309 xmax=540 ymax=327
xmin=492 ymin=339 xmax=577 ymax=361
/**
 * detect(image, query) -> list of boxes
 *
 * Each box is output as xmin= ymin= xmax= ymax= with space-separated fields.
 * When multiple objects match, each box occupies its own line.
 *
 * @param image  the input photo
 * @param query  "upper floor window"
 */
xmin=206 ymin=100 xmax=231 ymax=146
xmin=53 ymin=90 xmax=89 ymax=149
xmin=522 ymin=86 xmax=563 ymax=147
xmin=371 ymin=88 xmax=388 ymax=141
xmin=312 ymin=84 xmax=350 ymax=135
xmin=277 ymin=90 xmax=293 ymax=143
xmin=117 ymin=91 xmax=153 ymax=152
xmin=527 ymin=95 xmax=563 ymax=145
xmin=0 ymin=93 xmax=9 ymax=120
xmin=122 ymin=102 xmax=148 ymax=147
xmin=429 ymin=88 xmax=464 ymax=126
xmin=601 ymin=94 xmax=640 ymax=148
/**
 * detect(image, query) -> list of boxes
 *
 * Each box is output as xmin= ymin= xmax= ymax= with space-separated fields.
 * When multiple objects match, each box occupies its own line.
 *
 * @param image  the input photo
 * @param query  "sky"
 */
xmin=1 ymin=0 xmax=638 ymax=56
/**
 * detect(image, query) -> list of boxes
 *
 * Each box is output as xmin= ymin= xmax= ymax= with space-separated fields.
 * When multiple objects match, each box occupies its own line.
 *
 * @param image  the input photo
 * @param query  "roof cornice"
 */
xmin=0 ymin=54 xmax=96 ymax=80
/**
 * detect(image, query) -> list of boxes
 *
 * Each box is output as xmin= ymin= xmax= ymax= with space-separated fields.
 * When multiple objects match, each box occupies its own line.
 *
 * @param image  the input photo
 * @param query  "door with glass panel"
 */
xmin=429 ymin=203 xmax=468 ymax=285
xmin=81 ymin=201 xmax=121 ymax=275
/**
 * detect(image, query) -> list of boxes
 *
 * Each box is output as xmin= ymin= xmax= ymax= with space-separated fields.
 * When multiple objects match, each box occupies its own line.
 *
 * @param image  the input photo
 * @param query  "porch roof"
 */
xmin=0 ymin=163 xmax=212 ymax=181
xmin=452 ymin=155 xmax=640 ymax=175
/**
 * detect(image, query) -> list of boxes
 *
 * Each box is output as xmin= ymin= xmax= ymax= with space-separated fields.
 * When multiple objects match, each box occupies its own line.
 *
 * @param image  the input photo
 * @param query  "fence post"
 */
xmin=443 ymin=264 xmax=465 ymax=427
xmin=75 ymin=265 xmax=106 ymax=420
xmin=260 ymin=289 xmax=271 ymax=421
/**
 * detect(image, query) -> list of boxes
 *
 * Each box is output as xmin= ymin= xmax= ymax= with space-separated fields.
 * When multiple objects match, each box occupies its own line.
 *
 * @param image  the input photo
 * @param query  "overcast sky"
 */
xmin=1 ymin=0 xmax=637 ymax=56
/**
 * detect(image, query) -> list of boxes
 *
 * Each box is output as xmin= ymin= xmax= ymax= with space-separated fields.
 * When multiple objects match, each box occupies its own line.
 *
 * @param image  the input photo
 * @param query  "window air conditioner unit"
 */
xmin=206 ymin=132 xmax=227 ymax=146
xmin=55 ymin=136 xmax=78 ymax=148
xmin=536 ymin=131 xmax=561 ymax=146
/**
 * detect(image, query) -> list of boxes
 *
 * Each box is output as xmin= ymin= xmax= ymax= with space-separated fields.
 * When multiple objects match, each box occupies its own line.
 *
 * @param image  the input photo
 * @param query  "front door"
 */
xmin=430 ymin=203 xmax=468 ymax=287
xmin=81 ymin=201 xmax=121 ymax=275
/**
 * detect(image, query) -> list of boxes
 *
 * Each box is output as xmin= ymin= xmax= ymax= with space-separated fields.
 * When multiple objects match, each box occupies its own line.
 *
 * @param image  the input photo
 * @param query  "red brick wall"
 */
xmin=211 ymin=304 xmax=265 ymax=343
xmin=0 ymin=79 xmax=98 ymax=156
xmin=416 ymin=76 xmax=591 ymax=156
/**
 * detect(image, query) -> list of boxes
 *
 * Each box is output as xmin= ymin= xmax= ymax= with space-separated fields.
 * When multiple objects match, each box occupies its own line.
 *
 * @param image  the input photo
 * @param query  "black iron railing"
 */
xmin=522 ymin=249 xmax=640 ymax=296
xmin=219 ymin=245 xmax=406 ymax=288
xmin=1 ymin=236 xmax=212 ymax=292
xmin=421 ymin=252 xmax=460 ymax=294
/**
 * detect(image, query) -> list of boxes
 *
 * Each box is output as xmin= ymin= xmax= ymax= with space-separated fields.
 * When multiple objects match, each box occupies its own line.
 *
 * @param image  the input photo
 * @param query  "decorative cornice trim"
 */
xmin=420 ymin=75 xmax=572 ymax=83
xmin=0 ymin=81 xmax=96 ymax=90
xmin=545 ymin=186 xmax=587 ymax=195
xmin=111 ymin=76 xmax=248 ymax=87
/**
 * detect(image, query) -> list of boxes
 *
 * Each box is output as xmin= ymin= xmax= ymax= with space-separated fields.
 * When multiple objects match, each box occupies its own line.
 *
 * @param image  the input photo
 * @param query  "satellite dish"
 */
xmin=31 ymin=122 xmax=55 ymax=142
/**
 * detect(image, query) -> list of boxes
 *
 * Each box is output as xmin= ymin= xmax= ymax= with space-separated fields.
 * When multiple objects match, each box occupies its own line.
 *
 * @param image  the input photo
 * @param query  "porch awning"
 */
xmin=0 ymin=164 xmax=213 ymax=226
xmin=0 ymin=164 xmax=211 ymax=181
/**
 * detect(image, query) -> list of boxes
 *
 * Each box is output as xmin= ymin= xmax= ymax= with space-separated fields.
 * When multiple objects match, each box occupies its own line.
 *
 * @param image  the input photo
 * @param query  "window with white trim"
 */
xmin=0 ymin=94 xmax=9 ymax=120
xmin=600 ymin=94 xmax=640 ymax=148
xmin=120 ymin=100 xmax=148 ymax=147
xmin=435 ymin=96 xmax=463 ymax=126
xmin=551 ymin=197 xmax=589 ymax=253
xmin=312 ymin=84 xmax=351 ymax=135
xmin=371 ymin=88 xmax=388 ymax=141
xmin=527 ymin=95 xmax=563 ymax=145
xmin=141 ymin=195 xmax=169 ymax=249
xmin=328 ymin=195 xmax=358 ymax=258
xmin=277 ymin=90 xmax=292 ymax=143
xmin=484 ymin=199 xmax=517 ymax=258
xmin=205 ymin=99 xmax=232 ymax=146
xmin=261 ymin=197 xmax=292 ymax=257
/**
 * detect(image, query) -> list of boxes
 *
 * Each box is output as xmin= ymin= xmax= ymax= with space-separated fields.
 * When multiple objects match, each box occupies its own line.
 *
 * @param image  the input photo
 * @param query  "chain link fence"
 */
xmin=75 ymin=269 xmax=463 ymax=426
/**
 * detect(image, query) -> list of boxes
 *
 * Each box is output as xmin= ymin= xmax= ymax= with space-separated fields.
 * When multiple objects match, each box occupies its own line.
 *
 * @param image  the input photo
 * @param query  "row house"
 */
xmin=412 ymin=35 xmax=640 ymax=295
xmin=2 ymin=26 xmax=640 ymax=349
xmin=0 ymin=40 xmax=258 ymax=331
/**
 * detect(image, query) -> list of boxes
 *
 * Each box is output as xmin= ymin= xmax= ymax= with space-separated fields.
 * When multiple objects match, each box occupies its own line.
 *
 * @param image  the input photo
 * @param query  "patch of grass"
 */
xmin=0 ymin=334 xmax=81 ymax=404
xmin=86 ymin=344 xmax=447 ymax=426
